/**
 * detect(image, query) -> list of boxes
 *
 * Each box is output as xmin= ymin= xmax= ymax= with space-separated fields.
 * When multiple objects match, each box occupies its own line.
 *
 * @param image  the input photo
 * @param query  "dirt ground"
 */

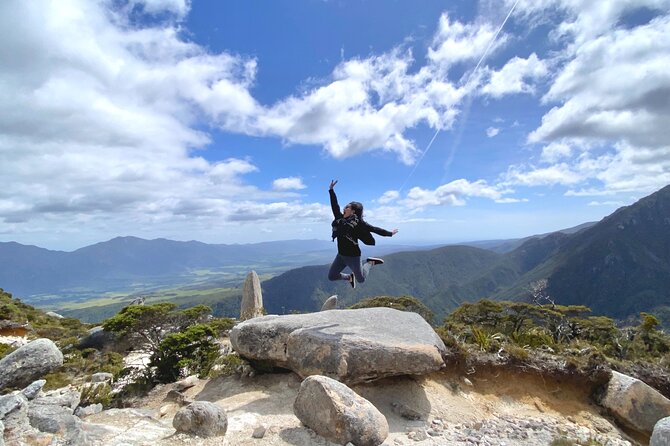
xmin=83 ymin=366 xmax=644 ymax=446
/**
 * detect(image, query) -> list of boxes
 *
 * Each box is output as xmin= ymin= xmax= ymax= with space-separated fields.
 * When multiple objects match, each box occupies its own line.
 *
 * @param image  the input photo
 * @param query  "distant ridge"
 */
xmin=263 ymin=185 xmax=670 ymax=322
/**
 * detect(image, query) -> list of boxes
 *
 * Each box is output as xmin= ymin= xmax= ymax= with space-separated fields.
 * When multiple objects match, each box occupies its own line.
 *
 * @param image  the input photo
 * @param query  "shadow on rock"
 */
xmin=352 ymin=375 xmax=431 ymax=432
xmin=278 ymin=426 xmax=339 ymax=446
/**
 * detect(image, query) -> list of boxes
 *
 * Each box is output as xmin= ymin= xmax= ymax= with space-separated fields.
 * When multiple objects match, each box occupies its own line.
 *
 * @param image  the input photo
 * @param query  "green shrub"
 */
xmin=80 ymin=382 xmax=113 ymax=407
xmin=151 ymin=324 xmax=220 ymax=383
xmin=0 ymin=343 xmax=16 ymax=360
xmin=43 ymin=371 xmax=72 ymax=391
xmin=207 ymin=317 xmax=236 ymax=335
xmin=209 ymin=352 xmax=248 ymax=378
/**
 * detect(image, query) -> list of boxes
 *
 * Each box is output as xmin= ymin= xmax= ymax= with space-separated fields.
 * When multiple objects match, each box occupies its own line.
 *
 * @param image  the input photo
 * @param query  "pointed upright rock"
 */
xmin=320 ymin=295 xmax=338 ymax=311
xmin=240 ymin=270 xmax=264 ymax=320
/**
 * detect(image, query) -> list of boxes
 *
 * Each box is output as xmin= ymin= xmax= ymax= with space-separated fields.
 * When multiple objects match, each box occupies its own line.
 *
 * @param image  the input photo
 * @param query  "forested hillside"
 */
xmin=263 ymin=185 xmax=670 ymax=323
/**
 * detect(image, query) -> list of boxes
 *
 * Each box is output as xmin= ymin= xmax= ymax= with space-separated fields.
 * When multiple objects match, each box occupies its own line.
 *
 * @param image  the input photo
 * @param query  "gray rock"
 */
xmin=27 ymin=404 xmax=74 ymax=433
xmin=90 ymin=372 xmax=113 ymax=383
xmin=164 ymin=389 xmax=193 ymax=406
xmin=74 ymin=403 xmax=103 ymax=418
xmin=294 ymin=375 xmax=388 ymax=446
xmin=21 ymin=379 xmax=46 ymax=400
xmin=0 ymin=392 xmax=27 ymax=418
xmin=599 ymin=371 xmax=670 ymax=435
xmin=78 ymin=326 xmax=117 ymax=350
xmin=651 ymin=416 xmax=670 ymax=446
xmin=0 ymin=338 xmax=63 ymax=391
xmin=230 ymin=308 xmax=446 ymax=384
xmin=33 ymin=386 xmax=81 ymax=410
xmin=175 ymin=375 xmax=198 ymax=391
xmin=173 ymin=401 xmax=228 ymax=438
xmin=252 ymin=425 xmax=266 ymax=438
xmin=1 ymin=393 xmax=42 ymax=445
xmin=240 ymin=270 xmax=264 ymax=320
xmin=27 ymin=404 xmax=89 ymax=445
xmin=46 ymin=311 xmax=64 ymax=319
xmin=0 ymin=419 xmax=4 ymax=446
xmin=320 ymin=295 xmax=338 ymax=311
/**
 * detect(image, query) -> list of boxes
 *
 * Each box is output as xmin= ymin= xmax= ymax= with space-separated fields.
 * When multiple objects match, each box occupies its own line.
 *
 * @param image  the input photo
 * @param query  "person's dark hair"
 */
xmin=348 ymin=201 xmax=364 ymax=218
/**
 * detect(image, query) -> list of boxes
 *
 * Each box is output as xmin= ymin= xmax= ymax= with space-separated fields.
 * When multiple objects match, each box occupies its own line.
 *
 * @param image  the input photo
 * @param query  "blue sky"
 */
xmin=1 ymin=0 xmax=669 ymax=250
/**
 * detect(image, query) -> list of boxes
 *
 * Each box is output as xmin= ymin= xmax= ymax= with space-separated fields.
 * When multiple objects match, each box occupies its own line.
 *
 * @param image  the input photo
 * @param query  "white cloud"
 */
xmin=503 ymin=163 xmax=583 ymax=186
xmin=428 ymin=13 xmax=504 ymax=70
xmin=486 ymin=127 xmax=500 ymax=138
xmin=402 ymin=179 xmax=510 ymax=209
xmin=540 ymin=142 xmax=573 ymax=163
xmin=481 ymin=53 xmax=548 ymax=98
xmin=507 ymin=0 xmax=670 ymax=195
xmin=376 ymin=191 xmax=399 ymax=205
xmin=272 ymin=177 xmax=307 ymax=191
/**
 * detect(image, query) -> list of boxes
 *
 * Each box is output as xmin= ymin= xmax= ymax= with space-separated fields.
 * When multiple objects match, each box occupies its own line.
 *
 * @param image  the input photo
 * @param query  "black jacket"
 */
xmin=329 ymin=189 xmax=393 ymax=256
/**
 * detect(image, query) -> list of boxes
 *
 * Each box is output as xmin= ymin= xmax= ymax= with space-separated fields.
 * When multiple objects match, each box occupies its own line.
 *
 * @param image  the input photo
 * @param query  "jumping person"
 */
xmin=328 ymin=180 xmax=398 ymax=288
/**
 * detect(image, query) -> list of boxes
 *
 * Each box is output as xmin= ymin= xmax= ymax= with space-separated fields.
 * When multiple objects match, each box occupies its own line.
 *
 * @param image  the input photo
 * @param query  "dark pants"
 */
xmin=328 ymin=254 xmax=372 ymax=283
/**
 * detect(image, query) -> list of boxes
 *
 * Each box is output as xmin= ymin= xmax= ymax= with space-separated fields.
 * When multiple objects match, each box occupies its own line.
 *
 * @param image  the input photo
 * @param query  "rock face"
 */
xmin=230 ymin=308 xmax=446 ymax=384
xmin=240 ymin=270 xmax=264 ymax=320
xmin=78 ymin=326 xmax=117 ymax=350
xmin=173 ymin=401 xmax=228 ymax=438
xmin=599 ymin=371 xmax=670 ymax=435
xmin=294 ymin=375 xmax=388 ymax=446
xmin=0 ymin=338 xmax=63 ymax=391
xmin=320 ymin=295 xmax=338 ymax=311
xmin=652 ymin=416 xmax=670 ymax=446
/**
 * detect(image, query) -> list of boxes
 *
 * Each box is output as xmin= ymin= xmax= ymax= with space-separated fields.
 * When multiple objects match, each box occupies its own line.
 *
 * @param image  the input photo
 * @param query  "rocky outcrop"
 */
xmin=1 ymin=388 xmax=89 ymax=446
xmin=652 ymin=416 xmax=670 ymax=446
xmin=294 ymin=375 xmax=388 ymax=446
xmin=0 ymin=338 xmax=63 ymax=391
xmin=240 ymin=270 xmax=264 ymax=320
xmin=78 ymin=326 xmax=117 ymax=350
xmin=320 ymin=295 xmax=338 ymax=311
xmin=230 ymin=308 xmax=446 ymax=384
xmin=173 ymin=401 xmax=228 ymax=438
xmin=599 ymin=371 xmax=670 ymax=435
xmin=33 ymin=386 xmax=81 ymax=410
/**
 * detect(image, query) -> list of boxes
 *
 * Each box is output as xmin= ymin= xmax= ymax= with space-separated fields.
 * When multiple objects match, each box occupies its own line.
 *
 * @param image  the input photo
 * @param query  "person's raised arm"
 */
xmin=329 ymin=180 xmax=342 ymax=218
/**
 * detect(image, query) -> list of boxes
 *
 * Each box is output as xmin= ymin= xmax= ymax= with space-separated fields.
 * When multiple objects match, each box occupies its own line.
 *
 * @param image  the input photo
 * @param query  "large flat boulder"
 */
xmin=230 ymin=308 xmax=446 ymax=384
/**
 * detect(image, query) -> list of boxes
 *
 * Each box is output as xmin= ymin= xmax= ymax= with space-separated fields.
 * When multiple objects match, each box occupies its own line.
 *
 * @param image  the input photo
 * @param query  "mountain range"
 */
xmin=262 ymin=185 xmax=670 ymax=323
xmin=1 ymin=185 xmax=668 ymax=325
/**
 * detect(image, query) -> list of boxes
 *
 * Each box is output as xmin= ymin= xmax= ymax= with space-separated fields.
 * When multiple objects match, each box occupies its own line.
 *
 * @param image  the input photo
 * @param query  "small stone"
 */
xmin=427 ymin=428 xmax=441 ymax=437
xmin=22 ymin=380 xmax=46 ymax=400
xmin=252 ymin=425 xmax=266 ymax=438
xmin=462 ymin=377 xmax=473 ymax=387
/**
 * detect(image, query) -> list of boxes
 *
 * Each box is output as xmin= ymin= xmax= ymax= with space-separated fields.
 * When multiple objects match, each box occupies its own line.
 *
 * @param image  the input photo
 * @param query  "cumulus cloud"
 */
xmin=481 ymin=53 xmax=548 ymax=98
xmin=486 ymin=127 xmax=500 ymax=137
xmin=0 ymin=0 xmax=322 ymax=244
xmin=402 ymin=179 xmax=512 ymax=209
xmin=272 ymin=177 xmax=307 ymax=191
xmin=377 ymin=190 xmax=400 ymax=204
xmin=509 ymin=0 xmax=670 ymax=195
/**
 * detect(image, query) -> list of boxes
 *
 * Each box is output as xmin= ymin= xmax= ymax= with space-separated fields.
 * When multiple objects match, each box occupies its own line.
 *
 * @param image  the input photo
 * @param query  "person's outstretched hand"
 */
xmin=391 ymin=229 xmax=399 ymax=236
xmin=329 ymin=179 xmax=338 ymax=190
